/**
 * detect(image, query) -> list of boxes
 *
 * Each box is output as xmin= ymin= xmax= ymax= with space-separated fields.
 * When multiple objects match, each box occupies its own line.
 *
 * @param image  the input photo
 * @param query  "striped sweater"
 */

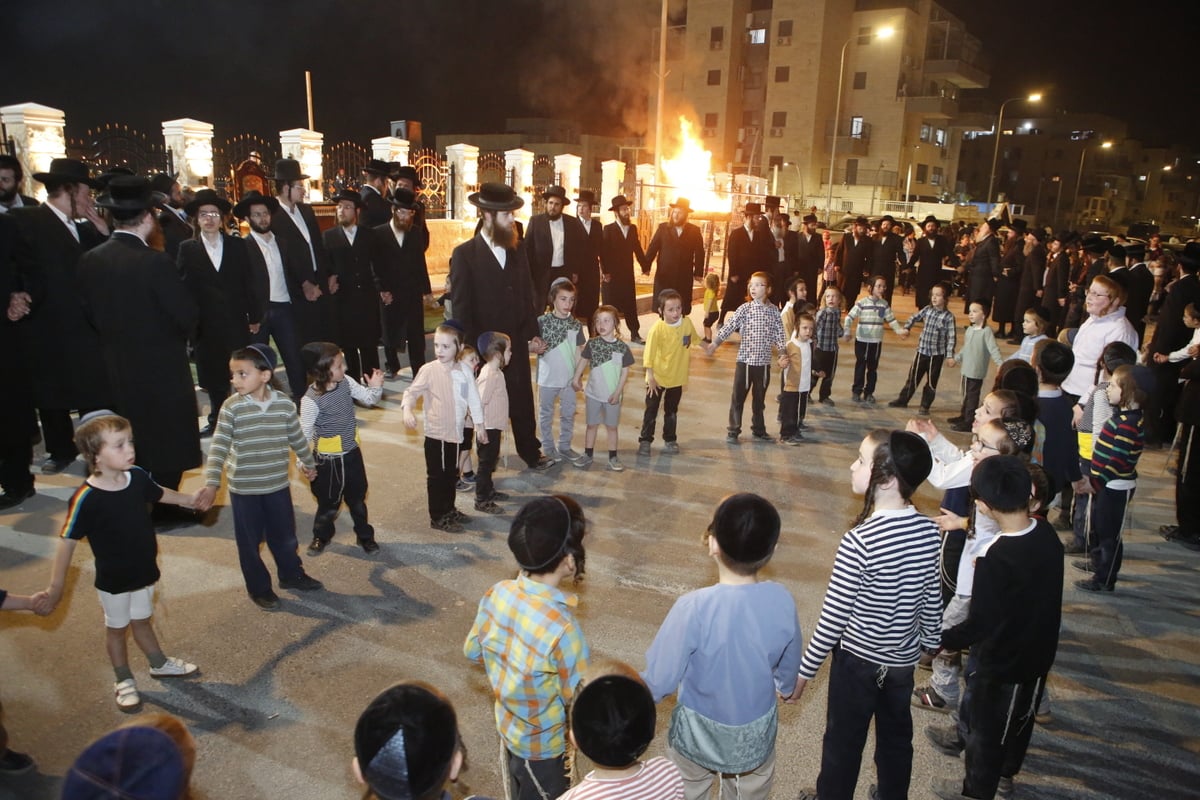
xmin=843 ymin=296 xmax=903 ymax=344
xmin=1091 ymin=408 xmax=1144 ymax=487
xmin=204 ymin=390 xmax=315 ymax=495
xmin=800 ymin=506 xmax=942 ymax=678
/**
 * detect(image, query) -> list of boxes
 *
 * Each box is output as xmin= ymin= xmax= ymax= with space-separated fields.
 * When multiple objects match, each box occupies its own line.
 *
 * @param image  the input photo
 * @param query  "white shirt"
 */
xmin=581 ymin=218 xmax=592 ymax=235
xmin=618 ymin=222 xmax=632 ymax=239
xmin=342 ymin=224 xmax=357 ymax=246
xmin=251 ymin=230 xmax=291 ymax=303
xmin=390 ymin=219 xmax=406 ymax=249
xmin=549 ymin=216 xmax=565 ymax=267
xmin=46 ymin=201 xmax=80 ymax=242
xmin=201 ymin=232 xmax=223 ymax=270
xmin=482 ymin=233 xmax=507 ymax=269
xmin=0 ymin=195 xmax=26 ymax=213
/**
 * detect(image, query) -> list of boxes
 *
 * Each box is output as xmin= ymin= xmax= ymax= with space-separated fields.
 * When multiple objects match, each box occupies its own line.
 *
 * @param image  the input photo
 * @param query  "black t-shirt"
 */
xmin=61 ymin=467 xmax=164 ymax=594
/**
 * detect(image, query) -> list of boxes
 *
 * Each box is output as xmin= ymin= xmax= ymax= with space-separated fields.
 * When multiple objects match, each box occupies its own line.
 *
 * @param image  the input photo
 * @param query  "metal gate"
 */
xmin=408 ymin=147 xmax=450 ymax=219
xmin=68 ymin=123 xmax=172 ymax=176
xmin=530 ymin=154 xmax=559 ymax=216
xmin=477 ymin=151 xmax=509 ymax=187
xmin=323 ymin=141 xmax=368 ymax=198
xmin=213 ymin=134 xmax=278 ymax=198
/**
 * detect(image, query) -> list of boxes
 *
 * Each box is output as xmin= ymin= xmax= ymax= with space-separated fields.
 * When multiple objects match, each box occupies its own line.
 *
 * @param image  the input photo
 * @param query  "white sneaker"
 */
xmin=114 ymin=678 xmax=141 ymax=711
xmin=558 ymin=448 xmax=583 ymax=464
xmin=608 ymin=456 xmax=625 ymax=472
xmin=542 ymin=448 xmax=562 ymax=464
xmin=149 ymin=656 xmax=198 ymax=678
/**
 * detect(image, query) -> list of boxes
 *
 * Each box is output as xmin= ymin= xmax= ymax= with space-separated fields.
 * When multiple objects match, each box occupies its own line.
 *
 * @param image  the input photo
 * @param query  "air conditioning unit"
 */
xmin=777 ymin=36 xmax=792 ymax=45
xmin=769 ymin=127 xmax=784 ymax=137
xmin=702 ymin=127 xmax=717 ymax=138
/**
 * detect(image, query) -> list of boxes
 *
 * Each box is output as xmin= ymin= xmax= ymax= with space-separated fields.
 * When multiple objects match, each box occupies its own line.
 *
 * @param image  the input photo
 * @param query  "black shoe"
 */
xmin=752 ymin=432 xmax=773 ymax=442
xmin=1071 ymin=558 xmax=1094 ymax=573
xmin=489 ymin=491 xmax=511 ymax=501
xmin=852 ymin=393 xmax=862 ymax=402
xmin=819 ymin=397 xmax=835 ymax=406
xmin=888 ymin=399 xmax=908 ymax=408
xmin=307 ymin=537 xmax=328 ymax=556
xmin=946 ymin=416 xmax=964 ymax=426
xmin=279 ymin=573 xmax=324 ymax=591
xmin=0 ymin=487 xmax=35 ymax=511
xmin=949 ymin=421 xmax=972 ymax=433
xmin=1007 ymin=338 xmax=1022 ymax=345
xmin=0 ymin=748 xmax=34 ymax=774
xmin=40 ymin=456 xmax=75 ymax=475
xmin=1159 ymin=524 xmax=1180 ymax=540
xmin=251 ymin=592 xmax=280 ymax=610
xmin=359 ymin=539 xmax=380 ymax=554
xmin=1075 ymin=578 xmax=1113 ymax=593
xmin=1062 ymin=540 xmax=1086 ymax=555
xmin=918 ymin=407 xmax=930 ymax=416
xmin=199 ymin=424 xmax=215 ymax=438
xmin=630 ymin=334 xmax=645 ymax=344
xmin=925 ymin=724 xmax=965 ymax=756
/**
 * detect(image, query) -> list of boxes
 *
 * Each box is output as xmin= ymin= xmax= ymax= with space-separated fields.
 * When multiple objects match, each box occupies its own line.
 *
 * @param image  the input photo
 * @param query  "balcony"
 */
xmin=905 ymin=94 xmax=958 ymax=120
xmin=824 ymin=119 xmax=872 ymax=156
xmin=820 ymin=167 xmax=898 ymax=188
xmin=923 ymin=58 xmax=990 ymax=89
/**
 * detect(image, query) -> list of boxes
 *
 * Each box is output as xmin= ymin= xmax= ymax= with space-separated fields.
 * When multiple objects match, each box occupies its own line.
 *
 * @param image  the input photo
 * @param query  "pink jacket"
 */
xmin=475 ymin=362 xmax=510 ymax=431
xmin=401 ymin=360 xmax=484 ymax=443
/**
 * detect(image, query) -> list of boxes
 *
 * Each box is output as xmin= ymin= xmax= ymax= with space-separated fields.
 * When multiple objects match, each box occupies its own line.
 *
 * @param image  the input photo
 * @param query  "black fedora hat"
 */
xmin=575 ymin=189 xmax=598 ymax=205
xmin=388 ymin=187 xmax=418 ymax=210
xmin=1007 ymin=218 xmax=1028 ymax=233
xmin=184 ymin=188 xmax=232 ymax=217
xmin=95 ymin=176 xmax=166 ymax=212
xmin=1180 ymin=241 xmax=1200 ymax=271
xmin=1080 ymin=233 xmax=1108 ymax=254
xmin=149 ymin=172 xmax=179 ymax=195
xmin=232 ymin=190 xmax=280 ymax=219
xmin=363 ymin=158 xmax=391 ymax=177
xmin=94 ymin=165 xmax=135 ymax=190
xmin=670 ymin=198 xmax=692 ymax=212
xmin=469 ymin=182 xmax=524 ymax=212
xmin=764 ymin=195 xmax=781 ymax=206
xmin=393 ymin=165 xmax=424 ymax=189
xmin=32 ymin=158 xmax=99 ymax=188
xmin=609 ymin=194 xmax=632 ymax=212
xmin=745 ymin=202 xmax=763 ymax=215
xmin=542 ymin=185 xmax=570 ymax=204
xmin=331 ymin=189 xmax=365 ymax=209
xmin=921 ymin=214 xmax=941 ymax=227
xmin=984 ymin=217 xmax=1003 ymax=232
xmin=271 ymin=158 xmax=309 ymax=182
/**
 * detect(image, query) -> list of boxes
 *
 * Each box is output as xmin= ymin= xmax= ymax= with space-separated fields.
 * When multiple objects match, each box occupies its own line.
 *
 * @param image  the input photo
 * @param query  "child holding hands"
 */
xmin=639 ymin=289 xmax=698 ymax=456
xmin=572 ymin=305 xmax=633 ymax=471
xmin=890 ymin=281 xmax=956 ymax=414
xmin=843 ymin=275 xmax=908 ymax=404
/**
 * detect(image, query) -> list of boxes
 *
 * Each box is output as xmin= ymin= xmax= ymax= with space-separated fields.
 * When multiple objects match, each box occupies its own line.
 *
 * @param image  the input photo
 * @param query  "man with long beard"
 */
xmin=0 ymin=155 xmax=37 ymax=213
xmin=526 ymin=184 xmax=586 ymax=307
xmin=450 ymin=183 xmax=554 ymax=471
xmin=601 ymin=194 xmax=648 ymax=342
xmin=371 ymin=187 xmax=432 ymax=380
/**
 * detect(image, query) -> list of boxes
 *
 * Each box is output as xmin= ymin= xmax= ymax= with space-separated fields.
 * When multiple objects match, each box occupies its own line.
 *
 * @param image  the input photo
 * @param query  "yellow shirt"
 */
xmin=643 ymin=318 xmax=699 ymax=389
xmin=704 ymin=287 xmax=719 ymax=313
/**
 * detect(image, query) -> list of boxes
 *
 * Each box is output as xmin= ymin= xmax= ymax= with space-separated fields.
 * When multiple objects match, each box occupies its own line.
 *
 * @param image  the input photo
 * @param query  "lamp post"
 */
xmin=825 ymin=26 xmax=893 ymax=223
xmin=1146 ymin=164 xmax=1171 ymax=223
xmin=1071 ymin=139 xmax=1113 ymax=228
xmin=784 ymin=160 xmax=804 ymax=207
xmin=905 ymin=143 xmax=921 ymax=205
xmin=985 ymin=93 xmax=1041 ymax=209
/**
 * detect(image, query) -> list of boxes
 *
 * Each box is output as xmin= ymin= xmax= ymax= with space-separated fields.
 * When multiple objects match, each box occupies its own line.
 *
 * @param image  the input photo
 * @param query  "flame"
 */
xmin=660 ymin=117 xmax=729 ymax=213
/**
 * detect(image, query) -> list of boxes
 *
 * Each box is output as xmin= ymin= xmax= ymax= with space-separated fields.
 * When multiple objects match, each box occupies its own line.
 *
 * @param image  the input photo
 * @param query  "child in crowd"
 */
xmin=947 ymin=301 xmax=1003 ymax=432
xmin=781 ymin=276 xmax=815 ymax=339
xmin=402 ymin=324 xmax=487 ymax=533
xmin=890 ymin=281 xmax=957 ymax=415
xmin=562 ymin=660 xmax=685 ymax=800
xmin=572 ymin=305 xmax=633 ymax=471
xmin=639 ymin=289 xmax=698 ymax=457
xmin=195 ymin=345 xmax=322 ymax=610
xmin=706 ymin=272 xmax=788 ymax=444
xmin=930 ymin=456 xmax=1063 ymax=800
xmin=701 ymin=272 xmax=720 ymax=344
xmin=352 ymin=681 xmax=487 ymax=800
xmin=538 ymin=279 xmax=587 ymax=465
xmin=298 ymin=342 xmax=384 ymax=556
xmin=465 ymin=495 xmax=590 ymax=800
xmin=473 ymin=332 xmax=512 ymax=515
xmin=814 ymin=285 xmax=845 ymax=405
xmin=842 ymin=274 xmax=908 ymax=404
xmin=1031 ymin=340 xmax=1090 ymax=547
xmin=456 ymin=344 xmax=481 ymax=490
xmin=42 ymin=412 xmax=199 ymax=712
xmin=643 ymin=493 xmax=801 ymax=800
xmin=61 ymin=725 xmax=189 ymax=800
xmin=780 ymin=312 xmax=821 ymax=444
xmin=1006 ymin=306 xmax=1050 ymax=364
xmin=1153 ymin=302 xmax=1200 ymax=365
xmin=797 ymin=430 xmax=940 ymax=800
xmin=1076 ymin=365 xmax=1149 ymax=592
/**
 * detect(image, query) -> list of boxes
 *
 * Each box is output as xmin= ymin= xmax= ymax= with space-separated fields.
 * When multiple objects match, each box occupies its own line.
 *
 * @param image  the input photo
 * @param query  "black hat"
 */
xmin=363 ymin=158 xmax=391 ymax=177
xmin=984 ymin=217 xmax=1003 ymax=232
xmin=745 ymin=202 xmax=763 ymax=215
xmin=802 ymin=213 xmax=819 ymax=224
xmin=764 ymin=195 xmax=781 ymax=206
xmin=469 ymin=182 xmax=524 ymax=212
xmin=388 ymin=187 xmax=418 ymax=210
xmin=1124 ymin=241 xmax=1146 ymax=260
xmin=94 ymin=165 xmax=136 ymax=190
xmin=331 ymin=189 xmax=365 ymax=209
xmin=272 ymin=158 xmax=309 ymax=182
xmin=609 ymin=194 xmax=632 ymax=211
xmin=61 ymin=726 xmax=185 ymax=800
xmin=575 ymin=189 xmax=598 ymax=205
xmin=32 ymin=157 xmax=99 ymax=188
xmin=1108 ymin=243 xmax=1126 ymax=260
xmin=1027 ymin=227 xmax=1046 ymax=243
xmin=889 ymin=430 xmax=932 ymax=490
xmin=232 ymin=190 xmax=280 ymax=219
xmin=184 ymin=188 xmax=232 ymax=217
xmin=855 ymin=215 xmax=870 ymax=226
xmin=149 ymin=172 xmax=178 ymax=195
xmin=95 ymin=176 xmax=167 ymax=212
xmin=709 ymin=493 xmax=780 ymax=567
xmin=1008 ymin=218 xmax=1028 ymax=233
xmin=542 ymin=185 xmax=570 ymax=204
xmin=670 ymin=198 xmax=692 ymax=212
xmin=880 ymin=214 xmax=896 ymax=224
xmin=571 ymin=673 xmax=656 ymax=768
xmin=922 ymin=214 xmax=941 ymax=227
xmin=1180 ymin=241 xmax=1200 ymax=271
xmin=393 ymin=165 xmax=424 ymax=189
xmin=1080 ymin=234 xmax=1108 ymax=254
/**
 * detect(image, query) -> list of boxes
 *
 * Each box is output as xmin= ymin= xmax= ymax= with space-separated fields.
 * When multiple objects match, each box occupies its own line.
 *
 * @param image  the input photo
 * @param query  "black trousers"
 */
xmin=342 ymin=344 xmax=380 ymax=382
xmin=895 ymin=352 xmax=945 ymax=410
xmin=640 ymin=385 xmax=682 ymax=443
xmin=959 ymin=377 xmax=984 ymax=421
xmin=424 ymin=437 xmax=459 ymax=522
xmin=728 ymin=363 xmax=769 ymax=437
xmin=309 ymin=447 xmax=374 ymax=544
xmin=253 ymin=302 xmax=307 ymax=401
xmin=962 ymin=675 xmax=1045 ymax=799
xmin=816 ymin=647 xmax=915 ymax=800
xmin=0 ymin=380 xmax=35 ymax=494
xmin=1089 ymin=485 xmax=1132 ymax=588
xmin=382 ymin=298 xmax=426 ymax=376
xmin=1179 ymin=422 xmax=1200 ymax=535
xmin=476 ymin=428 xmax=502 ymax=501
xmin=852 ymin=340 xmax=883 ymax=396
xmin=779 ymin=390 xmax=809 ymax=438
xmin=505 ymin=341 xmax=543 ymax=466
xmin=39 ymin=407 xmax=81 ymax=461
xmin=814 ymin=347 xmax=838 ymax=401
xmin=506 ymin=750 xmax=569 ymax=800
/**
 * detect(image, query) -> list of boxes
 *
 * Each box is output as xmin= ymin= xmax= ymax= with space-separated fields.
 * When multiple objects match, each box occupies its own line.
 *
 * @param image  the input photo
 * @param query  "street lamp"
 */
xmin=905 ymin=144 xmax=921 ymax=205
xmin=985 ymin=92 xmax=1042 ymax=208
xmin=825 ymin=25 xmax=894 ymax=223
xmin=784 ymin=160 xmax=804 ymax=207
xmin=1071 ymin=139 xmax=1114 ymax=228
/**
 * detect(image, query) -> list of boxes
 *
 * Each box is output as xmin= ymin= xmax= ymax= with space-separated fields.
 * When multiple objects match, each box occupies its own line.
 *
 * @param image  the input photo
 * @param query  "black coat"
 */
xmin=324 ymin=225 xmax=382 ymax=350
xmin=0 ymin=214 xmax=36 ymax=463
xmin=1123 ymin=262 xmax=1154 ymax=341
xmin=157 ymin=208 xmax=194 ymax=260
xmin=907 ymin=233 xmax=954 ymax=309
xmin=1014 ymin=243 xmax=1045 ymax=329
xmin=359 ymin=185 xmax=392 ymax=229
xmin=1150 ymin=272 xmax=1200 ymax=356
xmin=600 ymin=222 xmax=647 ymax=327
xmin=271 ymin=202 xmax=331 ymax=342
xmin=526 ymin=212 xmax=588 ymax=308
xmin=725 ymin=225 xmax=774 ymax=311
xmin=994 ymin=238 xmax=1024 ymax=327
xmin=78 ymin=232 xmax=200 ymax=474
xmin=966 ymin=234 xmax=1001 ymax=308
xmin=797 ymin=231 xmax=824 ymax=297
xmin=645 ymin=221 xmax=705 ymax=312
xmin=450 ymin=235 xmax=538 ymax=347
xmin=1041 ymin=250 xmax=1071 ymax=325
xmin=873 ymin=231 xmax=906 ymax=300
xmin=10 ymin=204 xmax=112 ymax=409
xmin=837 ymin=234 xmax=875 ymax=293
xmin=178 ymin=234 xmax=260 ymax=392
xmin=370 ymin=222 xmax=431 ymax=322
xmin=575 ymin=217 xmax=604 ymax=321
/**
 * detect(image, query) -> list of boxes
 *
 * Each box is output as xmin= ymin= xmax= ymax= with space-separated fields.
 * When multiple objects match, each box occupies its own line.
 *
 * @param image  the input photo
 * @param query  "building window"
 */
xmin=703 ymin=113 xmax=719 ymax=128
xmin=775 ymin=66 xmax=790 ymax=82
xmin=778 ymin=20 xmax=793 ymax=37
xmin=850 ymin=116 xmax=864 ymax=138
xmin=857 ymin=26 xmax=873 ymax=45
xmin=772 ymin=111 xmax=788 ymax=128
xmin=749 ymin=28 xmax=766 ymax=45
xmin=934 ymin=128 xmax=947 ymax=147
xmin=710 ymin=26 xmax=724 ymax=49
xmin=742 ymin=110 xmax=761 ymax=127
xmin=916 ymin=164 xmax=928 ymax=183
xmin=768 ymin=155 xmax=784 ymax=169
xmin=707 ymin=70 xmax=721 ymax=86
xmin=846 ymin=159 xmax=859 ymax=185
xmin=853 ymin=71 xmax=867 ymax=90
xmin=919 ymin=124 xmax=932 ymax=142
xmin=931 ymin=166 xmax=944 ymax=186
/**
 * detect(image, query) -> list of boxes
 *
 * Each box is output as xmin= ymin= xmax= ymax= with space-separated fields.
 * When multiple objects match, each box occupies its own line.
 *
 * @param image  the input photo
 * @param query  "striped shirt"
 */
xmin=814 ymin=306 xmax=844 ymax=351
xmin=559 ymin=757 xmax=685 ymax=800
xmin=299 ymin=376 xmax=382 ymax=456
xmin=464 ymin=574 xmax=590 ymax=760
xmin=904 ymin=305 xmax=956 ymax=357
xmin=800 ymin=506 xmax=942 ymax=678
xmin=844 ymin=296 xmax=903 ymax=344
xmin=714 ymin=300 xmax=786 ymax=365
xmin=204 ymin=390 xmax=315 ymax=495
xmin=1091 ymin=408 xmax=1144 ymax=487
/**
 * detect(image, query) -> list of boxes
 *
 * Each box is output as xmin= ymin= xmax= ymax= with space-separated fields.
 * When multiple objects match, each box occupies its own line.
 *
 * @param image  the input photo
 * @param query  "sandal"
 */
xmin=911 ymin=685 xmax=951 ymax=713
xmin=114 ymin=678 xmax=141 ymax=712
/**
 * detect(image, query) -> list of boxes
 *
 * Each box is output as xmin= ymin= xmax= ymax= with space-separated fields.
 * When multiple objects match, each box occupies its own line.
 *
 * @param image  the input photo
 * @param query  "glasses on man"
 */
xmin=198 ymin=211 xmax=222 ymax=219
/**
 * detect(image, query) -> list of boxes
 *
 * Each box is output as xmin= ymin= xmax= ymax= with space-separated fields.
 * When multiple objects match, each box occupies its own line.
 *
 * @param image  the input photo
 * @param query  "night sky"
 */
xmin=4 ymin=0 xmax=1196 ymax=151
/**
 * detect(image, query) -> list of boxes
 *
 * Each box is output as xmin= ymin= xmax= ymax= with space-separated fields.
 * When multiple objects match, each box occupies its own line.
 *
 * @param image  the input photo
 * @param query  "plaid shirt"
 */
xmin=714 ymin=300 xmax=786 ymax=365
xmin=844 ymin=296 xmax=903 ymax=344
xmin=904 ymin=305 xmax=957 ymax=357
xmin=814 ymin=307 xmax=844 ymax=351
xmin=464 ymin=574 xmax=590 ymax=759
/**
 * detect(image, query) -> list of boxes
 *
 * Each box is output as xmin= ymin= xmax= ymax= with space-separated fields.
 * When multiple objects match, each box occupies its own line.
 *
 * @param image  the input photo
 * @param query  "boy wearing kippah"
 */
xmin=561 ymin=660 xmax=684 ymax=800
xmin=643 ymin=493 xmax=802 ymax=800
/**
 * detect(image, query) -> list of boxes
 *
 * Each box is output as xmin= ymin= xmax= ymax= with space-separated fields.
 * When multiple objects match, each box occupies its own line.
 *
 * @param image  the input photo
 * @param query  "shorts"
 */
xmin=586 ymin=396 xmax=621 ymax=426
xmin=97 ymin=585 xmax=155 ymax=628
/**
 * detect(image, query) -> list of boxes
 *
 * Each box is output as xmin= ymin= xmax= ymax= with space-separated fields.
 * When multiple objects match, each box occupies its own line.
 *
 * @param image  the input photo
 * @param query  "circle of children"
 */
xmin=7 ymin=197 xmax=1199 ymax=800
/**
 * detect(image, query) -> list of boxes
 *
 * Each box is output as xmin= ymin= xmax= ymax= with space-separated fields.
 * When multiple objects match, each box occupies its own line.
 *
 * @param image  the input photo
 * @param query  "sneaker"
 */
xmin=360 ymin=539 xmax=380 ymax=554
xmin=307 ymin=537 xmax=328 ymax=556
xmin=798 ymin=790 xmax=818 ymax=800
xmin=912 ymin=685 xmax=951 ymax=713
xmin=997 ymin=776 xmax=1014 ymax=798
xmin=114 ymin=678 xmax=141 ymax=712
xmin=489 ymin=491 xmax=511 ymax=501
xmin=450 ymin=509 xmax=469 ymax=523
xmin=925 ymin=724 xmax=965 ymax=756
xmin=251 ymin=592 xmax=280 ymax=610
xmin=864 ymin=394 xmax=876 ymax=403
xmin=819 ymin=397 xmax=835 ymax=406
xmin=431 ymin=515 xmax=464 ymax=533
xmin=542 ymin=448 xmax=563 ymax=464
xmin=455 ymin=479 xmax=472 ymax=492
xmin=1159 ymin=524 xmax=1181 ymax=540
xmin=573 ymin=454 xmax=593 ymax=469
xmin=852 ymin=393 xmax=862 ymax=402
xmin=630 ymin=334 xmax=645 ymax=344
xmin=725 ymin=434 xmax=739 ymax=444
xmin=752 ymin=432 xmax=773 ymax=442
xmin=529 ymin=455 xmax=557 ymax=472
xmin=149 ymin=656 xmax=199 ymax=678
xmin=637 ymin=441 xmax=651 ymax=456
xmin=888 ymin=399 xmax=908 ymax=408
xmin=460 ymin=472 xmax=476 ymax=484
xmin=474 ymin=499 xmax=504 ymax=514
xmin=0 ymin=749 xmax=34 ymax=775
xmin=607 ymin=456 xmax=625 ymax=472
xmin=279 ymin=573 xmax=324 ymax=591
xmin=1071 ymin=558 xmax=1094 ymax=573
xmin=663 ymin=441 xmax=680 ymax=454
xmin=559 ymin=448 xmax=583 ymax=464
xmin=1075 ymin=578 xmax=1113 ymax=593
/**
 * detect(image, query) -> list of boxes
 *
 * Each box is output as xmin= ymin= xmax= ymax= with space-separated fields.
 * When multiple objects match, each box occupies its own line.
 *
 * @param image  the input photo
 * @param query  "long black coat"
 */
xmin=1123 ymin=263 xmax=1154 ymax=342
xmin=725 ymin=225 xmax=774 ymax=312
xmin=966 ymin=234 xmax=1001 ymax=309
xmin=1014 ymin=243 xmax=1045 ymax=330
xmin=600 ymin=222 xmax=647 ymax=332
xmin=797 ymin=231 xmax=824 ymax=298
xmin=370 ymin=222 xmax=431 ymax=340
xmin=271 ymin=202 xmax=331 ymax=343
xmin=907 ymin=234 xmax=954 ymax=309
xmin=873 ymin=231 xmax=906 ymax=302
xmin=178 ymin=234 xmax=260 ymax=392
xmin=324 ymin=225 xmax=382 ymax=351
xmin=525 ymin=212 xmax=588 ymax=309
xmin=837 ymin=234 xmax=875 ymax=294
xmin=994 ymin=238 xmax=1023 ymax=328
xmin=11 ymin=204 xmax=112 ymax=409
xmin=575 ymin=217 xmax=603 ymax=322
xmin=359 ymin=185 xmax=392 ymax=229
xmin=1041 ymin=250 xmax=1071 ymax=328
xmin=0 ymin=214 xmax=36 ymax=476
xmin=78 ymin=232 xmax=201 ymax=474
xmin=645 ymin=222 xmax=705 ymax=314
